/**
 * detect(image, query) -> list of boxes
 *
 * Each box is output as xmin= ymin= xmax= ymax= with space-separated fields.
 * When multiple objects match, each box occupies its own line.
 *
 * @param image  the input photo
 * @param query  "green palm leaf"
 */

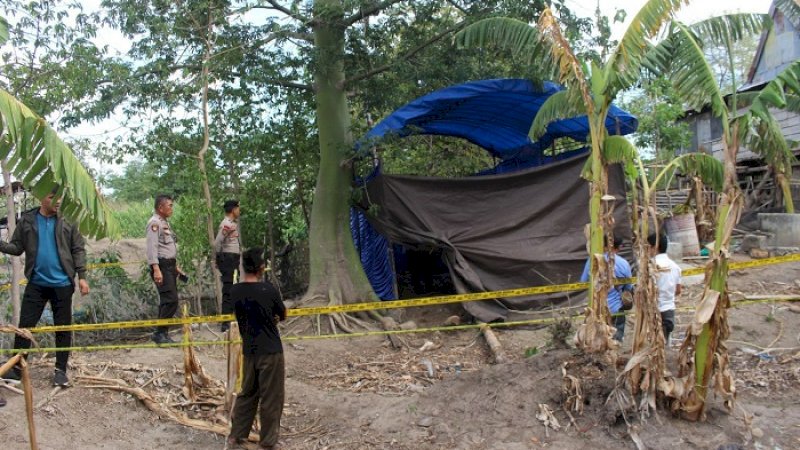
xmin=666 ymin=22 xmax=729 ymax=126
xmin=672 ymin=153 xmax=724 ymax=192
xmin=605 ymin=0 xmax=688 ymax=95
xmin=744 ymin=115 xmax=796 ymax=171
xmin=581 ymin=136 xmax=640 ymax=180
xmin=602 ymin=135 xmax=638 ymax=165
xmin=0 ymin=89 xmax=120 ymax=239
xmin=529 ymin=90 xmax=586 ymax=140
xmin=0 ymin=16 xmax=8 ymax=45
xmin=690 ymin=13 xmax=769 ymax=48
xmin=454 ymin=17 xmax=553 ymax=72
xmin=748 ymin=60 xmax=800 ymax=113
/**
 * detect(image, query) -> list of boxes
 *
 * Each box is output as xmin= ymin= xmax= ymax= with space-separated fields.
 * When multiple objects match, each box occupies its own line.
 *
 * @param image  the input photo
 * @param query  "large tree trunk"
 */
xmin=306 ymin=0 xmax=377 ymax=315
xmin=2 ymin=161 xmax=22 ymax=325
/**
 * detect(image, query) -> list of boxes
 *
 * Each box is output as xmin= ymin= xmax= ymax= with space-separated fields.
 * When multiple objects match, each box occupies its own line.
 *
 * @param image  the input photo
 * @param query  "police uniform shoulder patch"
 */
xmin=151 ymin=223 xmax=159 ymax=232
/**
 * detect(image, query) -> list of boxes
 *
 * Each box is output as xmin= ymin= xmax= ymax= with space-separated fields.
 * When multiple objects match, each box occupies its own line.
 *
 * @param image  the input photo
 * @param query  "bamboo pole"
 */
xmin=19 ymin=358 xmax=38 ymax=450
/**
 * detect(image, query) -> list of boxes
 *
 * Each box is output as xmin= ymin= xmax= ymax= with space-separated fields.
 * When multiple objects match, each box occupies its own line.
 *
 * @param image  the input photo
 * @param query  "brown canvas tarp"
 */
xmin=360 ymin=155 xmax=632 ymax=322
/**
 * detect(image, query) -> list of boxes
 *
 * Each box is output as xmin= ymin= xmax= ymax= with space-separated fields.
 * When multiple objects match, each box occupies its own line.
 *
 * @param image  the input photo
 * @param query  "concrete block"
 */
xmin=758 ymin=213 xmax=800 ymax=248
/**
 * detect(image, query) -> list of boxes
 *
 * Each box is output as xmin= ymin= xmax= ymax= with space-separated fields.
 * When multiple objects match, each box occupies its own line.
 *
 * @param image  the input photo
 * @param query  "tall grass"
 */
xmin=111 ymin=201 xmax=152 ymax=238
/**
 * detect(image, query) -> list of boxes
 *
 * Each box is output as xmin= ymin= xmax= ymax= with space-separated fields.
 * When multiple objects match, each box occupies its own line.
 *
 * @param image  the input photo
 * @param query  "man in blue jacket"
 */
xmin=580 ymin=236 xmax=633 ymax=342
xmin=0 ymin=187 xmax=89 ymax=387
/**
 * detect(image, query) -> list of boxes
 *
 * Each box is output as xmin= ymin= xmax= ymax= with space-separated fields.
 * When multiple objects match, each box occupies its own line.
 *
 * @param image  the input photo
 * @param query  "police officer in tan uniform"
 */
xmin=215 ymin=199 xmax=241 ymax=332
xmin=146 ymin=194 xmax=184 ymax=344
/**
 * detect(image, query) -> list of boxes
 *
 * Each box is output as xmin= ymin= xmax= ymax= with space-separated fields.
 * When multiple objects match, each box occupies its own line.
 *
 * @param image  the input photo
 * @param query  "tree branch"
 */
xmin=229 ymin=73 xmax=312 ymax=91
xmin=342 ymin=0 xmax=408 ymax=28
xmin=251 ymin=1 xmax=309 ymax=24
xmin=343 ymin=21 xmax=467 ymax=86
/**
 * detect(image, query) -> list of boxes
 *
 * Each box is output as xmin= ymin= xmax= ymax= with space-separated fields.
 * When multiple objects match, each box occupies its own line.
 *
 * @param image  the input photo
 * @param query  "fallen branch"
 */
xmin=0 ymin=381 xmax=24 ymax=395
xmin=480 ymin=325 xmax=507 ymax=364
xmin=741 ymin=295 xmax=800 ymax=302
xmin=82 ymin=377 xmax=259 ymax=443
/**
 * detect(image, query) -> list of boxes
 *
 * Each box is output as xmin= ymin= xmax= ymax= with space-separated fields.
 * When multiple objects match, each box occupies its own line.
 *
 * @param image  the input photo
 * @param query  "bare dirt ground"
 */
xmin=2 ymin=256 xmax=800 ymax=450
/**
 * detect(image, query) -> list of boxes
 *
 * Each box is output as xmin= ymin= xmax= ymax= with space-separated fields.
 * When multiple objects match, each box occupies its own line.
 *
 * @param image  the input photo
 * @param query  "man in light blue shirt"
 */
xmin=0 ymin=186 xmax=89 ymax=387
xmin=580 ymin=236 xmax=633 ymax=342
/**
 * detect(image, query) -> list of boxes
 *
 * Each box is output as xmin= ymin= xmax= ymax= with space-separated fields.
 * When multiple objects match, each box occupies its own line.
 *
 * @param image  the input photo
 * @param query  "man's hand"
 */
xmin=153 ymin=267 xmax=163 ymax=285
xmin=79 ymin=279 xmax=90 ymax=296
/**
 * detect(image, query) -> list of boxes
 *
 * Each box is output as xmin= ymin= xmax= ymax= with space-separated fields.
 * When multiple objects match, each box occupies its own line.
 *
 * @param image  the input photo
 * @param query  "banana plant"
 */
xmin=457 ymin=0 xmax=689 ymax=353
xmin=0 ymin=16 xmax=118 ymax=240
xmin=607 ymin=140 xmax=724 ymax=418
xmin=644 ymin=12 xmax=800 ymax=420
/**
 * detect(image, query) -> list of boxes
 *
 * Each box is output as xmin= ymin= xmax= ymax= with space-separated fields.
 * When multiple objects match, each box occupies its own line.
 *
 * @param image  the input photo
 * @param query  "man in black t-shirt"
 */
xmin=227 ymin=247 xmax=286 ymax=450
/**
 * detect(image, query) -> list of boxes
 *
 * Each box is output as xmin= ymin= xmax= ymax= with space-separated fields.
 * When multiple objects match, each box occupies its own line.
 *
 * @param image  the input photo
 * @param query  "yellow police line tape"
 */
xmin=0 ymin=261 xmax=146 ymax=292
xmin=0 ymin=297 xmax=794 ymax=355
xmin=12 ymin=252 xmax=797 ymax=335
xmin=8 ymin=252 xmax=800 ymax=334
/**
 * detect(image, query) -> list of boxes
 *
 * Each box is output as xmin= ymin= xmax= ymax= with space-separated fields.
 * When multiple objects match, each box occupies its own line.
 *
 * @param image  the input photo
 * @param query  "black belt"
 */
xmin=158 ymin=258 xmax=177 ymax=264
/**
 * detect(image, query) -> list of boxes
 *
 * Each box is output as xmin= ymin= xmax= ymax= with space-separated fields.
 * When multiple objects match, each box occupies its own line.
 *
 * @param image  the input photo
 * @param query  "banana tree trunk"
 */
xmin=676 ymin=130 xmax=741 ymax=421
xmin=306 ymin=0 xmax=377 ymax=313
xmin=627 ymin=183 xmax=666 ymax=416
xmin=2 ymin=161 xmax=22 ymax=325
xmin=575 ymin=114 xmax=616 ymax=353
xmin=775 ymin=170 xmax=794 ymax=213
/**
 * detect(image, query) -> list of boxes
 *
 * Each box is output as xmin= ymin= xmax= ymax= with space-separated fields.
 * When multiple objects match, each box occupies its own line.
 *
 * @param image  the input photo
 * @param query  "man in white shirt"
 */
xmin=648 ymin=233 xmax=682 ymax=346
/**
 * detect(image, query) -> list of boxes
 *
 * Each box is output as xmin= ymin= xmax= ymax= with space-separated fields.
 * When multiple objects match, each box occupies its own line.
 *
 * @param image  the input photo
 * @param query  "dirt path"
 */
xmin=1 ymin=259 xmax=799 ymax=450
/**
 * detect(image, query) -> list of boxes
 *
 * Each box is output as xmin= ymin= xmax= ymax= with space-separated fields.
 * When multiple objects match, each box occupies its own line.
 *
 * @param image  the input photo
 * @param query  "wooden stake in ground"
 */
xmin=182 ymin=302 xmax=196 ymax=402
xmin=19 ymin=357 xmax=38 ymax=450
xmin=225 ymin=322 xmax=242 ymax=413
xmin=480 ymin=324 xmax=507 ymax=364
xmin=180 ymin=303 xmax=214 ymax=403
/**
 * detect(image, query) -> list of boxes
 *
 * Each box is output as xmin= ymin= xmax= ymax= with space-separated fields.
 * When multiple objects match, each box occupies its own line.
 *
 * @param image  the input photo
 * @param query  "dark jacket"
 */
xmin=0 ymin=208 xmax=87 ymax=283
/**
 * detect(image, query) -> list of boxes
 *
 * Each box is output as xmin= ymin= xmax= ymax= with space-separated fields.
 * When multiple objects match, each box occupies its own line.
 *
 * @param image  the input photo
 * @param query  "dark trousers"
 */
xmin=612 ymin=314 xmax=626 ymax=342
xmin=217 ymin=252 xmax=240 ymax=315
xmin=230 ymin=352 xmax=285 ymax=447
xmin=152 ymin=258 xmax=178 ymax=334
xmin=14 ymin=283 xmax=75 ymax=372
xmin=661 ymin=310 xmax=676 ymax=342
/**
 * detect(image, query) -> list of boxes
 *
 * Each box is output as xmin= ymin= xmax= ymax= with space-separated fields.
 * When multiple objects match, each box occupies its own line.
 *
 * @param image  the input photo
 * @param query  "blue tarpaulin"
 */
xmin=358 ymin=78 xmax=637 ymax=165
xmin=352 ymin=78 xmax=638 ymax=300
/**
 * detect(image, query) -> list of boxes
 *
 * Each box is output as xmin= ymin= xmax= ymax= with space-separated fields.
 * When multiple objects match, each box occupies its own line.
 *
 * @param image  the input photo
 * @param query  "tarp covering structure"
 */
xmin=360 ymin=156 xmax=631 ymax=322
xmin=357 ymin=78 xmax=637 ymax=169
xmin=352 ymin=79 xmax=637 ymax=321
